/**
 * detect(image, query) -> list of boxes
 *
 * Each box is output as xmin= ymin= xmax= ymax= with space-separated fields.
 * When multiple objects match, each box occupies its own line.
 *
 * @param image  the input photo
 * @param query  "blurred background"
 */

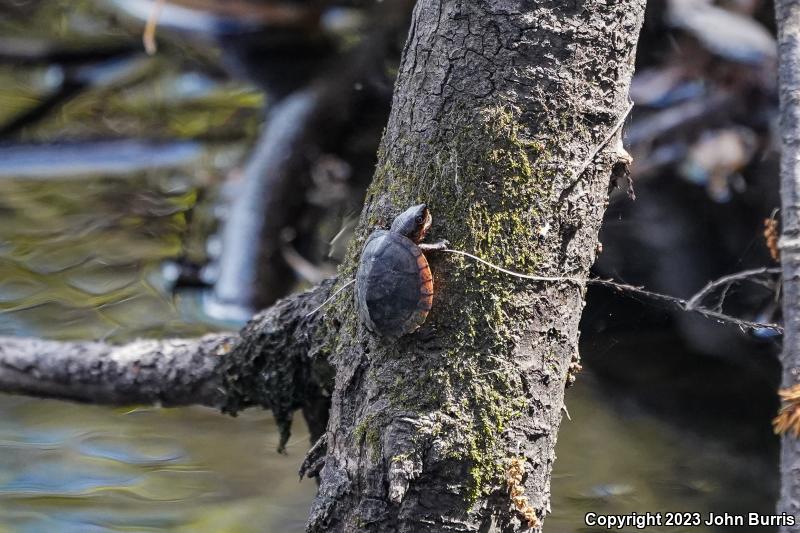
xmin=0 ymin=0 xmax=785 ymax=531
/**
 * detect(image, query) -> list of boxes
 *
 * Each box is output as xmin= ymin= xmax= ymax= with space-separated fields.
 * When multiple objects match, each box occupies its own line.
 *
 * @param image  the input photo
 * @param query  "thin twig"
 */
xmin=558 ymin=101 xmax=634 ymax=203
xmin=571 ymin=101 xmax=634 ymax=183
xmin=281 ymin=242 xmax=336 ymax=284
xmin=306 ymin=279 xmax=356 ymax=317
xmin=143 ymin=0 xmax=167 ymax=56
xmin=303 ymin=248 xmax=783 ymax=333
xmin=685 ymin=267 xmax=782 ymax=311
xmin=443 ymin=249 xmax=783 ymax=333
xmin=443 ymin=249 xmax=582 ymax=283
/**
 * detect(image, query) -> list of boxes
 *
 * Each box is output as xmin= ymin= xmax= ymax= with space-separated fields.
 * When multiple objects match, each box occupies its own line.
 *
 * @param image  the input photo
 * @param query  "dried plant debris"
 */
xmin=506 ymin=457 xmax=540 ymax=529
xmin=764 ymin=216 xmax=780 ymax=263
xmin=773 ymin=384 xmax=800 ymax=437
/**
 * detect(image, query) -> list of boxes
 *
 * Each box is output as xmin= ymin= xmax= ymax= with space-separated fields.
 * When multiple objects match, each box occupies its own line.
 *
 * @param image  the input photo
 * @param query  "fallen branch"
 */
xmin=0 ymin=334 xmax=234 ymax=407
xmin=0 ymin=280 xmax=336 ymax=436
xmin=212 ymin=0 xmax=413 ymax=315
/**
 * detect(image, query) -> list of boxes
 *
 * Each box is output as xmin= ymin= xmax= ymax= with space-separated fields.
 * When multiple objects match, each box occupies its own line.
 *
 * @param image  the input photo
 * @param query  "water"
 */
xmin=0 ymin=3 xmax=320 ymax=526
xmin=0 ymin=135 xmax=318 ymax=532
xmin=0 ymin=2 xmax=779 ymax=531
xmin=0 ymin=398 xmax=315 ymax=533
xmin=549 ymin=373 xmax=776 ymax=532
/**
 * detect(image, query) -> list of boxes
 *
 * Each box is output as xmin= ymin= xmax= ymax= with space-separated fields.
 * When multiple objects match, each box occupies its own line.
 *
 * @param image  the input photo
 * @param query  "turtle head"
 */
xmin=390 ymin=204 xmax=431 ymax=243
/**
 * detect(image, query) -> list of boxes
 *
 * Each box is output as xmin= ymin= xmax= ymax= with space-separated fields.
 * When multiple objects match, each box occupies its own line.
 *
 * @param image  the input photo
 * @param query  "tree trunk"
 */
xmin=776 ymin=1 xmax=800 ymax=529
xmin=308 ymin=1 xmax=645 ymax=531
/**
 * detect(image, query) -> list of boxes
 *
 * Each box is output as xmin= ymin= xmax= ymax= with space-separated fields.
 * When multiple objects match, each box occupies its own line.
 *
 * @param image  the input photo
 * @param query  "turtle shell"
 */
xmin=355 ymin=230 xmax=434 ymax=339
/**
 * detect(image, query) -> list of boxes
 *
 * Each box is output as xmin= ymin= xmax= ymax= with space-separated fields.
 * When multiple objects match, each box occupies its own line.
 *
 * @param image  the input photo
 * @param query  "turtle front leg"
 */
xmin=419 ymin=239 xmax=449 ymax=252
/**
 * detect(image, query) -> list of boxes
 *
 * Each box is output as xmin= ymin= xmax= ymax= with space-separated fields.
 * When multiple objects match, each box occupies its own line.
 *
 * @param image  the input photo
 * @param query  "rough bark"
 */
xmin=776 ymin=1 xmax=800 ymax=528
xmin=221 ymin=278 xmax=338 ymax=447
xmin=0 ymin=334 xmax=234 ymax=407
xmin=0 ymin=282 xmax=334 ymax=429
xmin=308 ymin=1 xmax=645 ymax=531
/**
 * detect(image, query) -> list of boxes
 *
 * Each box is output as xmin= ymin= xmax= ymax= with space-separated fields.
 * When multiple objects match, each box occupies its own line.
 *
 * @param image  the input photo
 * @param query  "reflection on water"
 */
xmin=0 ymin=396 xmax=315 ymax=533
xmin=0 ymin=162 xmax=319 ymax=532
xmin=0 ymin=173 xmax=204 ymax=341
xmin=0 ymin=365 xmax=776 ymax=532
xmin=0 ymin=1 xmax=323 ymax=525
xmin=549 ymin=374 xmax=776 ymax=532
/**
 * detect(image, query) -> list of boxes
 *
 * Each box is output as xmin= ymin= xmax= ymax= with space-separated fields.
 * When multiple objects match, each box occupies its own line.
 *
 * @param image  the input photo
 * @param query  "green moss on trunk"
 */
xmin=338 ymin=106 xmax=559 ymax=500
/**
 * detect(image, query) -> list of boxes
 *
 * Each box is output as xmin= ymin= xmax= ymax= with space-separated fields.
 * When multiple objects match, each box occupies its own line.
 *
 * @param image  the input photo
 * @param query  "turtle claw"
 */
xmin=417 ymin=326 xmax=439 ymax=342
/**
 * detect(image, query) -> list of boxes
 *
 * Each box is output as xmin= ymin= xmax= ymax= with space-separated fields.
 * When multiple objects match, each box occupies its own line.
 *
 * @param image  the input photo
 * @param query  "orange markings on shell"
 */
xmin=418 ymin=253 xmax=434 ymax=313
xmin=419 ymin=297 xmax=433 ymax=312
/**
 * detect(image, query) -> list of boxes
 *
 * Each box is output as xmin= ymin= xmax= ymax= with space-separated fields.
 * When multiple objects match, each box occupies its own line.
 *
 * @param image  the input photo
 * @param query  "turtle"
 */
xmin=355 ymin=204 xmax=449 ymax=339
